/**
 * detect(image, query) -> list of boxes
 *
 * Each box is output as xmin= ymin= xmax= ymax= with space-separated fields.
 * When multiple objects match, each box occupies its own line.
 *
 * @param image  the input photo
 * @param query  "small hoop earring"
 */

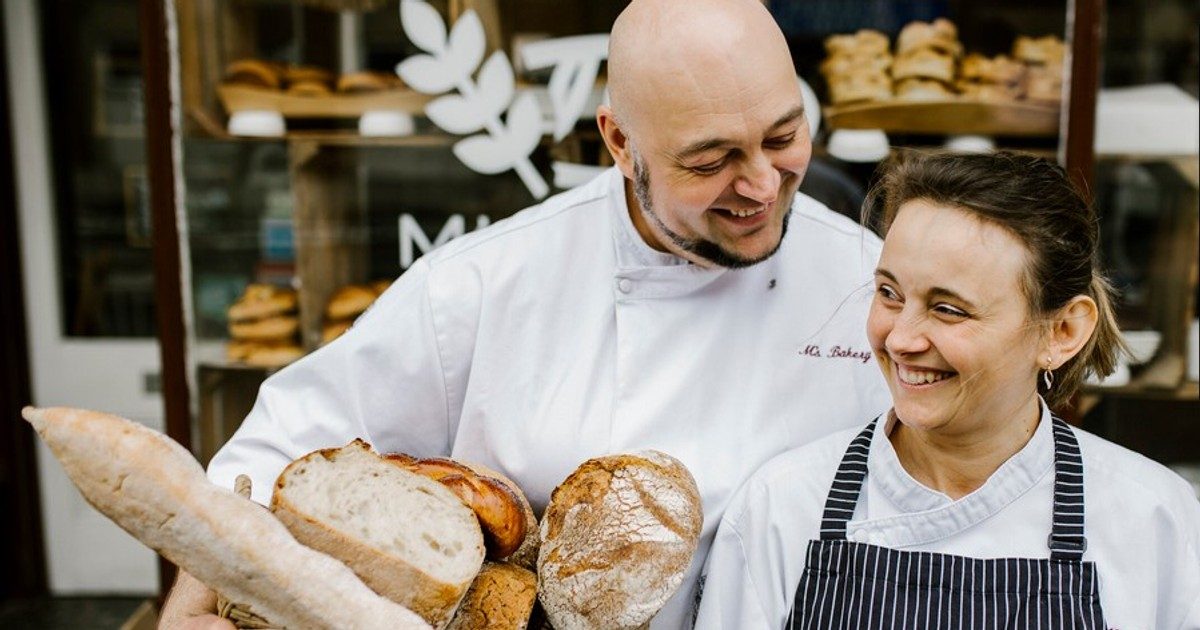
xmin=1042 ymin=358 xmax=1055 ymax=391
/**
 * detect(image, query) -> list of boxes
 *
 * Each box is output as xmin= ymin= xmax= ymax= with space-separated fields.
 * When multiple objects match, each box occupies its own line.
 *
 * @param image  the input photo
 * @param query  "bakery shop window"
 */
xmin=39 ymin=0 xmax=155 ymax=337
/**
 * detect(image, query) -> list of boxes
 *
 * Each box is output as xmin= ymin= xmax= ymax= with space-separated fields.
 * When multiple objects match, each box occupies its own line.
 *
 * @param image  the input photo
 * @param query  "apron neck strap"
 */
xmin=818 ymin=420 xmax=877 ymax=540
xmin=817 ymin=415 xmax=1090 ymax=562
xmin=1047 ymin=416 xmax=1088 ymax=561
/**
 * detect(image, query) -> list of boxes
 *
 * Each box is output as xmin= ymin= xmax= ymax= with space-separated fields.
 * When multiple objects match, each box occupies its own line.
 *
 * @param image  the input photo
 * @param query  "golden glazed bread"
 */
xmin=223 ymin=59 xmax=284 ymax=90
xmin=828 ymin=70 xmax=892 ymax=104
xmin=537 ymin=451 xmax=703 ymax=630
xmin=960 ymin=53 xmax=1026 ymax=85
xmin=896 ymin=18 xmax=963 ymax=57
xmin=823 ymin=29 xmax=890 ymax=57
xmin=325 ymin=284 xmax=379 ymax=321
xmin=227 ymin=283 xmax=297 ymax=322
xmin=228 ymin=315 xmax=300 ymax=342
xmin=445 ymin=562 xmax=538 ymax=630
xmin=891 ymin=48 xmax=956 ymax=83
xmin=337 ymin=70 xmax=404 ymax=93
xmin=1013 ymin=35 xmax=1066 ymax=66
xmin=386 ymin=454 xmax=531 ymax=562
xmin=22 ymin=407 xmax=430 ymax=630
xmin=272 ymin=440 xmax=485 ymax=628
xmin=819 ymin=52 xmax=893 ymax=79
xmin=895 ymin=77 xmax=955 ymax=101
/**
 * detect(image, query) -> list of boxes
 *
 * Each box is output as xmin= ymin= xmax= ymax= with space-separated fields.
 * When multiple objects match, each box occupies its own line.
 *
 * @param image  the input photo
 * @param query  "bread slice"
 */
xmin=446 ymin=562 xmax=537 ymax=630
xmin=21 ymin=407 xmax=429 ymax=630
xmin=272 ymin=440 xmax=485 ymax=628
xmin=538 ymin=451 xmax=702 ymax=630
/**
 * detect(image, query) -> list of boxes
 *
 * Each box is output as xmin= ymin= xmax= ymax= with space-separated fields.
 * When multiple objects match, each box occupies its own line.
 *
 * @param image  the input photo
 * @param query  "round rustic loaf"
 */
xmin=537 ymin=450 xmax=702 ymax=630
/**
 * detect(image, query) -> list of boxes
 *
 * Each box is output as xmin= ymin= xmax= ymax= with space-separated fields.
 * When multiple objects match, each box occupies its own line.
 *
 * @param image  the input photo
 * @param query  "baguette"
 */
xmin=21 ymin=407 xmax=429 ymax=630
xmin=273 ymin=441 xmax=485 ymax=629
xmin=538 ymin=451 xmax=702 ymax=630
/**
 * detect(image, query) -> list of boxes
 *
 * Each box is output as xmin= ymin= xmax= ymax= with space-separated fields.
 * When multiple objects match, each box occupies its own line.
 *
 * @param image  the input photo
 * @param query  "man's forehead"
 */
xmin=660 ymin=101 xmax=806 ymax=156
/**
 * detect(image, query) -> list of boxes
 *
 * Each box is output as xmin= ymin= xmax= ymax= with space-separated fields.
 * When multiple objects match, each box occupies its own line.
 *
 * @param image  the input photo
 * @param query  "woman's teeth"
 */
xmin=898 ymin=366 xmax=953 ymax=385
xmin=726 ymin=207 xmax=765 ymax=218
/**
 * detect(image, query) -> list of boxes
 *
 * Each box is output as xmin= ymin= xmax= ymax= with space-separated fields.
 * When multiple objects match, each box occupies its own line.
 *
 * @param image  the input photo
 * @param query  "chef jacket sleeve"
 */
xmin=1164 ymin=479 xmax=1200 ymax=629
xmin=207 ymin=258 xmax=460 ymax=504
xmin=693 ymin=521 xmax=776 ymax=630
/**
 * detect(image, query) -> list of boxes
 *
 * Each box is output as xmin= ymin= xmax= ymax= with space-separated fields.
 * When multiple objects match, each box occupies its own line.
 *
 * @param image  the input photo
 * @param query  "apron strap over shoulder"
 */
xmin=818 ymin=420 xmax=877 ymax=540
xmin=1048 ymin=417 xmax=1088 ymax=561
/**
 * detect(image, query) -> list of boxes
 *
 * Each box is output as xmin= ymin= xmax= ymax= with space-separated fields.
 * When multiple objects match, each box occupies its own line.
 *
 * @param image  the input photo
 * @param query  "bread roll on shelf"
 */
xmin=896 ymin=18 xmax=963 ymax=57
xmin=892 ymin=48 xmax=956 ymax=83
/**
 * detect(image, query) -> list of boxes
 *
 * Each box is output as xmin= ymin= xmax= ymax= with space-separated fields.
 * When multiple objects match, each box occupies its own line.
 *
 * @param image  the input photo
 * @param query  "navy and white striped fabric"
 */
xmin=789 ymin=417 xmax=1107 ymax=629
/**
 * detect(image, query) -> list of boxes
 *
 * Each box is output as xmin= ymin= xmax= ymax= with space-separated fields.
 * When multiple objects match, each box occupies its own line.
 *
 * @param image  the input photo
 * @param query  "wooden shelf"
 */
xmin=217 ymin=84 xmax=434 ymax=118
xmin=824 ymin=98 xmax=1061 ymax=137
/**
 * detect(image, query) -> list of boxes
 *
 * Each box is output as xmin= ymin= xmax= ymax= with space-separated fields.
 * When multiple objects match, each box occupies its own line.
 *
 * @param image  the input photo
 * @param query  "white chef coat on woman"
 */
xmin=208 ymin=167 xmax=891 ymax=629
xmin=694 ymin=401 xmax=1200 ymax=630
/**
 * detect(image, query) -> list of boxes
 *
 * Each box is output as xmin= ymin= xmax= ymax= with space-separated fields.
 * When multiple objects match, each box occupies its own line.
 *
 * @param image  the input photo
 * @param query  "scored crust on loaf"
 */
xmin=272 ymin=440 xmax=484 ymax=628
xmin=537 ymin=450 xmax=702 ymax=630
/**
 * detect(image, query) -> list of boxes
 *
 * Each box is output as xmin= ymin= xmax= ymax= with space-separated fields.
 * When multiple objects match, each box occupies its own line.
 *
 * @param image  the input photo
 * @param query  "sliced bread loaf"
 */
xmin=272 ymin=440 xmax=485 ymax=628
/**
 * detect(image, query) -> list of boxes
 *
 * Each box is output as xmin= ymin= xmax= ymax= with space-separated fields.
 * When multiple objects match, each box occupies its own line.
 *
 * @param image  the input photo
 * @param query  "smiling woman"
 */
xmin=694 ymin=151 xmax=1200 ymax=630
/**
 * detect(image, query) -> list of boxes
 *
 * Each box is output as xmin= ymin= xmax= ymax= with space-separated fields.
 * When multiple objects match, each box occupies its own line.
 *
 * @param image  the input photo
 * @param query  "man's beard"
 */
xmin=632 ymin=152 xmax=789 ymax=269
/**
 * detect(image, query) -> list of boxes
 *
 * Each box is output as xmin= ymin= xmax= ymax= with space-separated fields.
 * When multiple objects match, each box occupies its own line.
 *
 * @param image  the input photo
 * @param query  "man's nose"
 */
xmin=734 ymin=152 xmax=780 ymax=205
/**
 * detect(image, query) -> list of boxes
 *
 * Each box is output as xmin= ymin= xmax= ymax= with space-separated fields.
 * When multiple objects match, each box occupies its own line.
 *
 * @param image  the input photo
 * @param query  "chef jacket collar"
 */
xmin=607 ymin=168 xmax=731 ymax=298
xmin=854 ymin=398 xmax=1055 ymax=547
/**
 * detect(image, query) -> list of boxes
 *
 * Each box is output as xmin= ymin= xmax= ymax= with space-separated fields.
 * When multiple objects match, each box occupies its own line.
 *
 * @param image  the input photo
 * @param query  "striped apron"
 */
xmin=788 ymin=417 xmax=1108 ymax=629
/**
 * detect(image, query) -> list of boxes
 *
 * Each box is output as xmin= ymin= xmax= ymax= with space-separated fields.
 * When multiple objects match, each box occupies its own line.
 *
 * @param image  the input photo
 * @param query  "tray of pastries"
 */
xmin=820 ymin=20 xmax=1064 ymax=137
xmin=217 ymin=59 xmax=433 ymax=118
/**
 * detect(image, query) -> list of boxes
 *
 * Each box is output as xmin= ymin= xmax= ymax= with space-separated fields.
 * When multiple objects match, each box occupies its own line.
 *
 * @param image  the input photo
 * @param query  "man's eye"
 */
xmin=690 ymin=159 xmax=727 ymax=175
xmin=764 ymin=133 xmax=796 ymax=149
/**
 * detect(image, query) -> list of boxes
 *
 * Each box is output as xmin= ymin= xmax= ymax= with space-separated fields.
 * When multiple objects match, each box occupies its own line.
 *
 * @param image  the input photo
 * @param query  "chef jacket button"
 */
xmin=617 ymin=278 xmax=633 ymax=293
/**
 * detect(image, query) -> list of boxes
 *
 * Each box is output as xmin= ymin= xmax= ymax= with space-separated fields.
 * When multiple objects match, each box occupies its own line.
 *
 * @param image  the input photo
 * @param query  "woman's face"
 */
xmin=868 ymin=199 xmax=1043 ymax=436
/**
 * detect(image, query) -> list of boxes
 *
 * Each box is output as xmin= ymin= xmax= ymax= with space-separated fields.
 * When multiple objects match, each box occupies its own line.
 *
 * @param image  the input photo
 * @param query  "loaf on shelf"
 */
xmin=226 ymin=283 xmax=304 ymax=368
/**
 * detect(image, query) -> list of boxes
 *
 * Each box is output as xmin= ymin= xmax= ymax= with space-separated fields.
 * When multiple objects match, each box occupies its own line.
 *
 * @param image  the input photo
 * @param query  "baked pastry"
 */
xmin=273 ymin=440 xmax=485 ymax=628
xmin=956 ymin=79 xmax=1020 ymax=102
xmin=1013 ymin=35 xmax=1066 ymax=66
xmin=828 ymin=70 xmax=892 ymax=104
xmin=896 ymin=18 xmax=963 ymax=57
xmin=286 ymin=79 xmax=332 ymax=97
xmin=243 ymin=344 xmax=305 ymax=368
xmin=228 ymin=315 xmax=299 ymax=342
xmin=371 ymin=278 xmax=394 ymax=295
xmin=22 ymin=407 xmax=431 ymax=630
xmin=227 ymin=284 xmax=297 ymax=322
xmin=285 ymin=65 xmax=334 ymax=86
xmin=223 ymin=59 xmax=283 ymax=90
xmin=321 ymin=319 xmax=353 ymax=345
xmin=895 ymin=78 xmax=954 ymax=101
xmin=538 ymin=451 xmax=702 ymax=630
xmin=1024 ymin=65 xmax=1063 ymax=104
xmin=819 ymin=52 xmax=893 ymax=78
xmin=446 ymin=562 xmax=537 ymax=630
xmin=892 ymin=48 xmax=956 ymax=83
xmin=325 ymin=284 xmax=379 ymax=321
xmin=386 ymin=455 xmax=530 ymax=562
xmin=337 ymin=70 xmax=404 ymax=93
xmin=960 ymin=53 xmax=1025 ymax=85
xmin=824 ymin=29 xmax=889 ymax=57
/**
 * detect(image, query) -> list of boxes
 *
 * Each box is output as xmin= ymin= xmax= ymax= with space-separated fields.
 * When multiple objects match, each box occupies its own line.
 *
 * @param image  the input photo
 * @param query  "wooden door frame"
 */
xmin=0 ymin=4 xmax=49 ymax=600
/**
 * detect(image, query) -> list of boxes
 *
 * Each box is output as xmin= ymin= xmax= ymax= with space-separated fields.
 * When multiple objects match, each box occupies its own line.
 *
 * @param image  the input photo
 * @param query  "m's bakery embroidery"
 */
xmin=799 ymin=344 xmax=873 ymax=363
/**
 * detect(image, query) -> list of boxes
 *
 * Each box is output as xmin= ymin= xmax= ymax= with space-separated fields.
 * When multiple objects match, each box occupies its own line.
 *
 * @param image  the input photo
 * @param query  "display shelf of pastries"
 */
xmin=820 ymin=21 xmax=1063 ymax=138
xmin=217 ymin=59 xmax=433 ymax=118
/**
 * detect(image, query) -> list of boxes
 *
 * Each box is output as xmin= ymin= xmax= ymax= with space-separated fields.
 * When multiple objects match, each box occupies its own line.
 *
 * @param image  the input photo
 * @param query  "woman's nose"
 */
xmin=886 ymin=308 xmax=931 ymax=356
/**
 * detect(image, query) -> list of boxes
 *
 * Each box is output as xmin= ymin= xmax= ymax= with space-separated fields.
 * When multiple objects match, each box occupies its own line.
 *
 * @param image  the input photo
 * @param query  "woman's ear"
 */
xmin=1045 ymin=295 xmax=1099 ymax=368
xmin=596 ymin=105 xmax=635 ymax=179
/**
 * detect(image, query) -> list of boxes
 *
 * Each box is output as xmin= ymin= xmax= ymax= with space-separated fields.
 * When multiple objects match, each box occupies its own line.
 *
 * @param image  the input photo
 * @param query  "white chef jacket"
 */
xmin=208 ymin=167 xmax=891 ymax=629
xmin=694 ymin=402 xmax=1200 ymax=630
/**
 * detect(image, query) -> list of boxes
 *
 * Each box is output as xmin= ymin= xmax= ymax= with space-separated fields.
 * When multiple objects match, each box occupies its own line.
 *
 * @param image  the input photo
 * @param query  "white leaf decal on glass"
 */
xmin=426 ymin=93 xmax=483 ymax=134
xmin=474 ymin=52 xmax=515 ymax=120
xmin=504 ymin=92 xmax=544 ymax=157
xmin=396 ymin=55 xmax=455 ymax=94
xmin=443 ymin=10 xmax=486 ymax=87
xmin=453 ymin=135 xmax=508 ymax=175
xmin=400 ymin=0 xmax=447 ymax=55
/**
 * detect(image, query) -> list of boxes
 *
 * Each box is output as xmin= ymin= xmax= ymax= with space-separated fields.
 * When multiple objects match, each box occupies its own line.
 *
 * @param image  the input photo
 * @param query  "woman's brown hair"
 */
xmin=863 ymin=150 xmax=1127 ymax=409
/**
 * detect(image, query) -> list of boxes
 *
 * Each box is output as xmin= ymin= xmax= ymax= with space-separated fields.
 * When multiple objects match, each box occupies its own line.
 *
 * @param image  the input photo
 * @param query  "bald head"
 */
xmin=607 ymin=0 xmax=797 ymax=135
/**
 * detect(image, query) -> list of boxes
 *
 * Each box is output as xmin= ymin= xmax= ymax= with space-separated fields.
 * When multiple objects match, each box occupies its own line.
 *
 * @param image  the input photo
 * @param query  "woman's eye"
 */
xmin=934 ymin=304 xmax=968 ymax=318
xmin=876 ymin=285 xmax=900 ymax=301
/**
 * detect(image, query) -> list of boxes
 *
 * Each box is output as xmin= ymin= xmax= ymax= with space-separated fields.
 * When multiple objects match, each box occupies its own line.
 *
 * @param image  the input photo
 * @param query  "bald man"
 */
xmin=161 ymin=0 xmax=888 ymax=627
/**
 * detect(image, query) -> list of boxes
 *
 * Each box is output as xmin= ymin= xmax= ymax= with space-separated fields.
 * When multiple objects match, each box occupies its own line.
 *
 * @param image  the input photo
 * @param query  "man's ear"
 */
xmin=596 ymin=105 xmax=635 ymax=179
xmin=1044 ymin=295 xmax=1099 ymax=369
